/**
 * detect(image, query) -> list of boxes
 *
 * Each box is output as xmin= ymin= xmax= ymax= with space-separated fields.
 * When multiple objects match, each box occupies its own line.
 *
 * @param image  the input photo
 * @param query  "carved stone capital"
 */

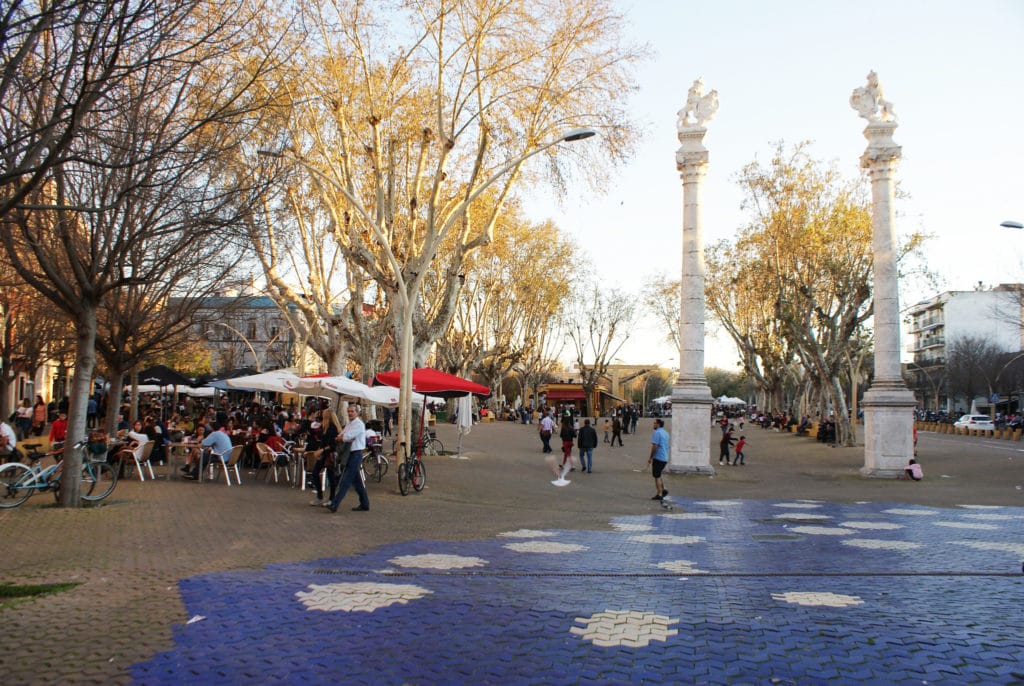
xmin=860 ymin=121 xmax=901 ymax=169
xmin=675 ymin=147 xmax=709 ymax=175
xmin=860 ymin=146 xmax=902 ymax=171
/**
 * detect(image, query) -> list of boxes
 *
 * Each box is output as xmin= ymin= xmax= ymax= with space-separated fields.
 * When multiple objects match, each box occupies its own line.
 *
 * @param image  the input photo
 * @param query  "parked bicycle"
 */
xmin=0 ymin=440 xmax=118 ymax=508
xmin=360 ymin=439 xmax=389 ymax=483
xmin=390 ymin=431 xmax=444 ymax=458
xmin=396 ymin=442 xmax=426 ymax=496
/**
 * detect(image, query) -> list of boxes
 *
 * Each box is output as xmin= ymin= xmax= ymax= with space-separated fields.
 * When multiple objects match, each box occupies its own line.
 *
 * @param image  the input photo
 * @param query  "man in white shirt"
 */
xmin=0 ymin=421 xmax=20 ymax=463
xmin=327 ymin=405 xmax=369 ymax=513
xmin=538 ymin=411 xmax=555 ymax=453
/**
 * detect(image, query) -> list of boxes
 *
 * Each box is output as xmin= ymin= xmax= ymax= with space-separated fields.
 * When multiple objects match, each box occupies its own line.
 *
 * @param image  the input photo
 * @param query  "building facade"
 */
xmin=906 ymin=284 xmax=1023 ymax=411
xmin=194 ymin=295 xmax=302 ymax=374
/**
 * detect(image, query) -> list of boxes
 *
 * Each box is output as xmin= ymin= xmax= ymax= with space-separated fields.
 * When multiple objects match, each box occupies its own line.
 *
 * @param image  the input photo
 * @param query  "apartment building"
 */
xmin=906 ymin=284 xmax=1023 ymax=411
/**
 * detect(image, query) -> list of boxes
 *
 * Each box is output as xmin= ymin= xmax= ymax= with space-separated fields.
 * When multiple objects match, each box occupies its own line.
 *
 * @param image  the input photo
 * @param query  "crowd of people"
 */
xmin=0 ymin=390 xmax=386 ymax=512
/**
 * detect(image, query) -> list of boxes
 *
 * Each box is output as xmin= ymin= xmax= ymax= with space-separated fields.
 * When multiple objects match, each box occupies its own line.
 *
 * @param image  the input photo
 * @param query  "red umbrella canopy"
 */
xmin=373 ymin=368 xmax=491 ymax=399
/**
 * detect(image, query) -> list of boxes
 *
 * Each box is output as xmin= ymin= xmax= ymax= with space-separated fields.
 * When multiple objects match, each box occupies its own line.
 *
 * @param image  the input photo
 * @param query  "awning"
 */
xmin=599 ymin=390 xmax=626 ymax=403
xmin=544 ymin=389 xmax=585 ymax=401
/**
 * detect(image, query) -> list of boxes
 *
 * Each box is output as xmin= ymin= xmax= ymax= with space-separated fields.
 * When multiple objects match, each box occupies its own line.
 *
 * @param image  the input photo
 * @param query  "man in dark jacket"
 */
xmin=611 ymin=416 xmax=624 ymax=447
xmin=577 ymin=418 xmax=599 ymax=473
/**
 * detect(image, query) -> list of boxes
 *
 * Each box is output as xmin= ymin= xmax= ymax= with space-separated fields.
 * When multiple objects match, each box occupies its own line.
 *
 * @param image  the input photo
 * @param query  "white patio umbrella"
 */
xmin=224 ymin=369 xmax=301 ymax=393
xmin=283 ymin=375 xmax=426 ymax=407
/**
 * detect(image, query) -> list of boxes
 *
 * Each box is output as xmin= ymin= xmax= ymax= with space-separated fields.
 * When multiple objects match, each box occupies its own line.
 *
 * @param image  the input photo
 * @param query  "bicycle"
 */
xmin=390 ymin=431 xmax=444 ymax=458
xmin=396 ymin=442 xmax=426 ymax=496
xmin=0 ymin=440 xmax=118 ymax=508
xmin=360 ymin=440 xmax=389 ymax=483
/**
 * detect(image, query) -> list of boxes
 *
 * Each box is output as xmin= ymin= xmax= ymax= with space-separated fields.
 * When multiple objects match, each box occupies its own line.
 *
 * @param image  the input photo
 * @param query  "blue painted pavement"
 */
xmin=132 ymin=498 xmax=1024 ymax=685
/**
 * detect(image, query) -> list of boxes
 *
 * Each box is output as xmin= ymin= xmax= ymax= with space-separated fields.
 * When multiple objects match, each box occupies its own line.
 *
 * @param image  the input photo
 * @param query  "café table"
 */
xmin=166 ymin=441 xmax=201 ymax=481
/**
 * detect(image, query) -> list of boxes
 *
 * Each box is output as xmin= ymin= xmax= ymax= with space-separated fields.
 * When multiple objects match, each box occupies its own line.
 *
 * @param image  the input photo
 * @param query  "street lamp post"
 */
xmin=259 ymin=127 xmax=596 ymax=462
xmin=904 ymin=361 xmax=942 ymax=412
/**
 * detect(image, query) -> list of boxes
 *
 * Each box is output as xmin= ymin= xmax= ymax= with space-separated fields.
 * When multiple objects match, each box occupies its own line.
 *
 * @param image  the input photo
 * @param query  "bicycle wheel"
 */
xmin=81 ymin=462 xmax=117 ymax=502
xmin=0 ymin=463 xmax=33 ymax=508
xmin=361 ymin=454 xmax=378 ymax=482
xmin=376 ymin=455 xmax=388 ymax=480
xmin=398 ymin=462 xmax=410 ymax=496
xmin=411 ymin=458 xmax=426 ymax=492
xmin=427 ymin=438 xmax=444 ymax=456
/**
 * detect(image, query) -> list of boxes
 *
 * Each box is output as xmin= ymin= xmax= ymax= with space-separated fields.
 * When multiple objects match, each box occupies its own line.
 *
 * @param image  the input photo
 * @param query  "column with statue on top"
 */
xmin=668 ymin=79 xmax=718 ymax=475
xmin=850 ymin=71 xmax=915 ymax=477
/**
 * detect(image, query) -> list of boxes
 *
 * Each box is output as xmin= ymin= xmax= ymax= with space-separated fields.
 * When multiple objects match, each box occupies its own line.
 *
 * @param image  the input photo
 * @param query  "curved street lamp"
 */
xmin=208 ymin=322 xmax=284 ymax=373
xmin=904 ymin=361 xmax=942 ymax=413
xmin=258 ymin=127 xmax=597 ymax=457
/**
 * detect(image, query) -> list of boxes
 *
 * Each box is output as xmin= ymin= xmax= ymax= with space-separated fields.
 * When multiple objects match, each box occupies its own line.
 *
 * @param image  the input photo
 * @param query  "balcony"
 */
xmin=911 ymin=336 xmax=945 ymax=352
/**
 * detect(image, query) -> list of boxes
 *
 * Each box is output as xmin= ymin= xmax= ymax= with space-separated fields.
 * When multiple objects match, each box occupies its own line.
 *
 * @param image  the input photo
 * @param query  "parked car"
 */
xmin=953 ymin=414 xmax=995 ymax=431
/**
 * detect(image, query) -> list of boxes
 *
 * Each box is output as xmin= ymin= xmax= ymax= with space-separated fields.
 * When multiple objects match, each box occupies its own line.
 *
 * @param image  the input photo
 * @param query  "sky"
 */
xmin=525 ymin=0 xmax=1024 ymax=371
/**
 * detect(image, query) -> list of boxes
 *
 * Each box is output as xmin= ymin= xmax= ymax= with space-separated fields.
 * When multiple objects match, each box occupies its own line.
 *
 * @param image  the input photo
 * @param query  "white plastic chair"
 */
xmin=208 ymin=444 xmax=244 ymax=486
xmin=255 ymin=442 xmax=291 ymax=483
xmin=123 ymin=441 xmax=156 ymax=482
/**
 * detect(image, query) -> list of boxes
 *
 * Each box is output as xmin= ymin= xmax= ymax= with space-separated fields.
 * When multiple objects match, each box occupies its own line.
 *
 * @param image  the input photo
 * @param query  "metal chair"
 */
xmin=255 ymin=442 xmax=291 ymax=483
xmin=208 ymin=444 xmax=244 ymax=486
xmin=123 ymin=440 xmax=156 ymax=482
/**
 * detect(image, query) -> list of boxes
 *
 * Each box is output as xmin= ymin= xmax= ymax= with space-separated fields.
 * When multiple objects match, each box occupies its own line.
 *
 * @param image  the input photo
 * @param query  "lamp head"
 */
xmin=560 ymin=127 xmax=597 ymax=142
xmin=1000 ymin=220 xmax=1023 ymax=229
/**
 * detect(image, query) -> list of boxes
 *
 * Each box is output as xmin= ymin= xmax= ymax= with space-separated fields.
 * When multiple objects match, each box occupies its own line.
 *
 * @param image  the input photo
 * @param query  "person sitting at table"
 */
xmin=184 ymin=423 xmax=232 ymax=480
xmin=112 ymin=420 xmax=150 ymax=476
xmin=0 ymin=420 xmax=22 ymax=464
xmin=180 ymin=425 xmax=206 ymax=474
xmin=266 ymin=432 xmax=288 ymax=454
xmin=282 ymin=414 xmax=299 ymax=439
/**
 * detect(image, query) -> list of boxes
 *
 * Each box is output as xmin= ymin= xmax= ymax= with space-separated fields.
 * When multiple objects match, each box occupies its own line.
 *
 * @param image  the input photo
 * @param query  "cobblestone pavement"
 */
xmin=1 ymin=420 xmax=1022 ymax=684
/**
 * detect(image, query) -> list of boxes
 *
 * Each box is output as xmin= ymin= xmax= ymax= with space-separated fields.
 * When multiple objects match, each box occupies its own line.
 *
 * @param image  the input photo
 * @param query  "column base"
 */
xmin=860 ymin=382 xmax=915 ymax=478
xmin=668 ymin=382 xmax=715 ymax=475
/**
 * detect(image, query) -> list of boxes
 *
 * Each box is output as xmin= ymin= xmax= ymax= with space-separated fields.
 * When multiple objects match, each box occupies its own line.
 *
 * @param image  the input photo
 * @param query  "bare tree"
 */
xmin=256 ymin=0 xmax=644 ymax=450
xmin=945 ymin=336 xmax=999 ymax=412
xmin=0 ymin=258 xmax=75 ymax=419
xmin=0 ymin=1 xmax=280 ymax=505
xmin=435 ymin=212 xmax=575 ymax=396
xmin=567 ymin=287 xmax=636 ymax=416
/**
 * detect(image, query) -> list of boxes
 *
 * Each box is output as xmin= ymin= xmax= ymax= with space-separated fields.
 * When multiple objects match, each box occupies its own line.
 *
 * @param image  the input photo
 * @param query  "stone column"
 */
xmin=669 ymin=80 xmax=717 ymax=474
xmin=850 ymin=72 xmax=915 ymax=477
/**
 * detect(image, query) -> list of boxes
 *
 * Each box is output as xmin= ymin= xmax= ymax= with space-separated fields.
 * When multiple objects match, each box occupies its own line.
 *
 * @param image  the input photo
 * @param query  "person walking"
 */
xmin=559 ymin=414 xmax=577 ymax=473
xmin=611 ymin=416 xmax=624 ymax=447
xmin=14 ymin=399 xmax=33 ymax=440
xmin=328 ymin=405 xmax=370 ymax=513
xmin=538 ymin=411 xmax=555 ymax=453
xmin=648 ymin=418 xmax=670 ymax=500
xmin=87 ymin=396 xmax=98 ymax=429
xmin=602 ymin=418 xmax=611 ymax=443
xmin=309 ymin=409 xmax=343 ymax=507
xmin=577 ymin=418 xmax=598 ymax=473
xmin=719 ymin=427 xmax=736 ymax=465
xmin=734 ymin=435 xmax=747 ymax=465
xmin=31 ymin=395 xmax=47 ymax=437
